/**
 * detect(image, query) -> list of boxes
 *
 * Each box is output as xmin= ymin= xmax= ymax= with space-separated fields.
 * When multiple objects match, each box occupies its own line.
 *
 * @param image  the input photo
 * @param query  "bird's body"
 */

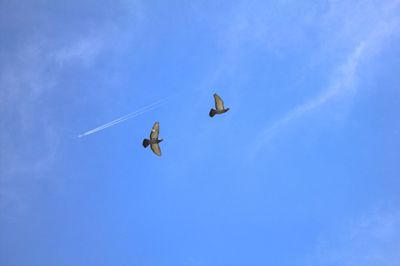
xmin=209 ymin=108 xmax=229 ymax=117
xmin=142 ymin=138 xmax=163 ymax=146
xmin=209 ymin=93 xmax=229 ymax=117
xmin=143 ymin=122 xmax=163 ymax=156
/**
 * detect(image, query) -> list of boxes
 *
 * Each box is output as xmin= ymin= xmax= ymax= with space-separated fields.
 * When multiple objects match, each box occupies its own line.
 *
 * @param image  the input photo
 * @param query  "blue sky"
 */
xmin=1 ymin=0 xmax=400 ymax=265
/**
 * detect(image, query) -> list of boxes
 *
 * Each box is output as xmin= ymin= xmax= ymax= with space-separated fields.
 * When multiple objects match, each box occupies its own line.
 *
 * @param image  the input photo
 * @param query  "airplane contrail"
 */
xmin=78 ymin=97 xmax=169 ymax=138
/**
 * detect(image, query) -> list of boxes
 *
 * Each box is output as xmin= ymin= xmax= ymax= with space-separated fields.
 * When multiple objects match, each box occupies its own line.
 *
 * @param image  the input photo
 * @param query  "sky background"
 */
xmin=1 ymin=0 xmax=400 ymax=265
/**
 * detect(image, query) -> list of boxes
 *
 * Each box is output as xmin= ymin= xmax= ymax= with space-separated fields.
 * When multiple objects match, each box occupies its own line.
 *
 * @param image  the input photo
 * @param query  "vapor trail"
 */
xmin=78 ymin=97 xmax=169 ymax=138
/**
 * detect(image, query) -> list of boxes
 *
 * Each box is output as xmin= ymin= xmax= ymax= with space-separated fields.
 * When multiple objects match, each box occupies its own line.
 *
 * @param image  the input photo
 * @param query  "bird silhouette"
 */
xmin=142 ymin=121 xmax=163 ymax=156
xmin=209 ymin=93 xmax=229 ymax=117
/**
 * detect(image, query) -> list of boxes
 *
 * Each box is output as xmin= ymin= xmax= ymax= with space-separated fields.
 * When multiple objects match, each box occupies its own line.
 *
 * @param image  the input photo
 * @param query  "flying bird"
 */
xmin=142 ymin=121 xmax=163 ymax=156
xmin=209 ymin=93 xmax=229 ymax=117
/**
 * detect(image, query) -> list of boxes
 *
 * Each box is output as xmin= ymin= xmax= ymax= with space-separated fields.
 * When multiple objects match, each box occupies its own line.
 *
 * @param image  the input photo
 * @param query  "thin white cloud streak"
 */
xmin=78 ymin=97 xmax=169 ymax=137
xmin=250 ymin=1 xmax=400 ymax=159
xmin=251 ymin=43 xmax=365 ymax=155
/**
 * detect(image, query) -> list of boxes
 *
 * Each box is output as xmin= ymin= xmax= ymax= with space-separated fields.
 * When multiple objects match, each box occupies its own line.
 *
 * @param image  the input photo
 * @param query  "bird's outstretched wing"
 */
xmin=214 ymin=94 xmax=225 ymax=111
xmin=151 ymin=143 xmax=162 ymax=156
xmin=150 ymin=122 xmax=159 ymax=140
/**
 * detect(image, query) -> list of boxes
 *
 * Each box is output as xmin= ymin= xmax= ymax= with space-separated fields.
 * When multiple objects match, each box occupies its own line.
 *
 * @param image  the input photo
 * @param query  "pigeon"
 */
xmin=209 ymin=93 xmax=229 ymax=117
xmin=142 ymin=121 xmax=163 ymax=156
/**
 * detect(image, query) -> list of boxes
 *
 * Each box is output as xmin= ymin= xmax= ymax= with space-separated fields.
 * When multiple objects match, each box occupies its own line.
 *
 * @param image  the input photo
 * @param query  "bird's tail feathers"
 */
xmin=209 ymin=108 xmax=216 ymax=117
xmin=143 ymin=139 xmax=150 ymax=148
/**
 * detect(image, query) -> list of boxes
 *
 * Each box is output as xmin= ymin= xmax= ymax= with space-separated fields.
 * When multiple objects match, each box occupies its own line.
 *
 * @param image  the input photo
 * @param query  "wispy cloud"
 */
xmin=49 ymin=36 xmax=105 ymax=67
xmin=0 ymin=38 xmax=100 ymax=220
xmin=0 ymin=2 xmax=144 ymax=220
xmin=306 ymin=203 xmax=400 ymax=266
xmin=250 ymin=0 xmax=400 ymax=159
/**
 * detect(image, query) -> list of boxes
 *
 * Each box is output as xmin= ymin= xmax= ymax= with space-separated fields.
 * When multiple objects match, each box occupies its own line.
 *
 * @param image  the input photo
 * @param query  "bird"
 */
xmin=142 ymin=121 xmax=163 ymax=156
xmin=209 ymin=93 xmax=229 ymax=117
